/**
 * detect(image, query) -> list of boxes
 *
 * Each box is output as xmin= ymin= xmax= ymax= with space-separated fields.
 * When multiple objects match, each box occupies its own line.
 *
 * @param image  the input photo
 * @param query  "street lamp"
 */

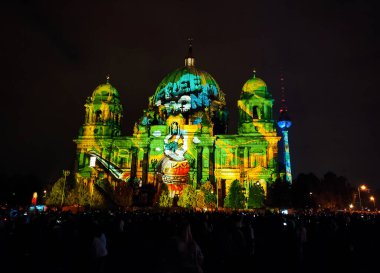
xmin=370 ymin=196 xmax=376 ymax=211
xmin=61 ymin=170 xmax=70 ymax=207
xmin=308 ymin=192 xmax=313 ymax=209
xmin=357 ymin=185 xmax=367 ymax=211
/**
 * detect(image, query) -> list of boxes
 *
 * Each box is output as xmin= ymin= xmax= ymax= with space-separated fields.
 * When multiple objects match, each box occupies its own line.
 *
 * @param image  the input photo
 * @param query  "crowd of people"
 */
xmin=0 ymin=205 xmax=378 ymax=273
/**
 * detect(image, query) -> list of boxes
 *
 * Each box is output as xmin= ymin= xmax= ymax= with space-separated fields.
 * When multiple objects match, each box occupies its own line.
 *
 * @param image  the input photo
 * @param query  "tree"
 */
xmin=91 ymin=178 xmax=118 ymax=208
xmin=247 ymin=182 xmax=265 ymax=209
xmin=90 ymin=187 xmax=107 ymax=209
xmin=291 ymin=172 xmax=353 ymax=210
xmin=46 ymin=177 xmax=67 ymax=207
xmin=196 ymin=190 xmax=206 ymax=209
xmin=291 ymin=173 xmax=320 ymax=209
xmin=178 ymin=184 xmax=197 ymax=209
xmin=66 ymin=182 xmax=91 ymax=207
xmin=158 ymin=183 xmax=173 ymax=208
xmin=224 ymin=180 xmax=245 ymax=209
xmin=200 ymin=181 xmax=217 ymax=209
xmin=64 ymin=182 xmax=107 ymax=209
xmin=318 ymin=172 xmax=352 ymax=209
xmin=267 ymin=176 xmax=291 ymax=209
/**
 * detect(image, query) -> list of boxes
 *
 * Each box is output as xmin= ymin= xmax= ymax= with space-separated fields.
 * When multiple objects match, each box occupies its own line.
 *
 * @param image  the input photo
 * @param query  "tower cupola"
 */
xmin=238 ymin=70 xmax=275 ymax=135
xmin=184 ymin=38 xmax=195 ymax=67
xmin=80 ymin=76 xmax=123 ymax=137
xmin=242 ymin=70 xmax=271 ymax=98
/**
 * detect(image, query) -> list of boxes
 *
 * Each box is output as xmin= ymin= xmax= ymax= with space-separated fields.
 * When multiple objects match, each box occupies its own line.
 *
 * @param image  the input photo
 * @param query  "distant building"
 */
xmin=73 ymin=45 xmax=289 ymax=206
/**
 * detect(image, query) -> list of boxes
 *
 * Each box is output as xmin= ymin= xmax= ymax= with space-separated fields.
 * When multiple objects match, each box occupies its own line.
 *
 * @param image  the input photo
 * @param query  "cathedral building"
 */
xmin=74 ymin=45 xmax=285 ymax=205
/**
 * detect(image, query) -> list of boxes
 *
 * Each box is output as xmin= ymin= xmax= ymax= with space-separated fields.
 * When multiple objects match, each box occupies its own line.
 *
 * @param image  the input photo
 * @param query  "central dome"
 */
xmin=153 ymin=63 xmax=220 ymax=114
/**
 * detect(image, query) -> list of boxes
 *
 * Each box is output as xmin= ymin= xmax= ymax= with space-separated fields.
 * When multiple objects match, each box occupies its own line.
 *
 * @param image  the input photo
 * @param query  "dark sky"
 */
xmin=1 ymin=0 xmax=379 ymax=189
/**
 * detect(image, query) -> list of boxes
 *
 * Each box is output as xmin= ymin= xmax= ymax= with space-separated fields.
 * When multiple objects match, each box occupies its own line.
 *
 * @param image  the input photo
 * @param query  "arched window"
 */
xmin=95 ymin=110 xmax=102 ymax=122
xmin=252 ymin=106 xmax=258 ymax=119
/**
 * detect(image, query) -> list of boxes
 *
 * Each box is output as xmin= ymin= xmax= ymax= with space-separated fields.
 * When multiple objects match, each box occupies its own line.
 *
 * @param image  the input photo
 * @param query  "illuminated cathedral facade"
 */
xmin=74 ymin=46 xmax=289 ymax=206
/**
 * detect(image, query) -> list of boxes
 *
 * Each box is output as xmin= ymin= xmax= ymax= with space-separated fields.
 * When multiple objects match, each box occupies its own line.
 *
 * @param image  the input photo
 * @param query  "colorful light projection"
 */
xmin=277 ymin=75 xmax=293 ymax=184
xmin=74 ymin=52 xmax=283 ymax=205
xmin=282 ymin=130 xmax=292 ymax=183
xmin=157 ymin=121 xmax=190 ymax=185
xmin=278 ymin=120 xmax=292 ymax=183
xmin=88 ymin=151 xmax=128 ymax=180
xmin=154 ymin=70 xmax=219 ymax=116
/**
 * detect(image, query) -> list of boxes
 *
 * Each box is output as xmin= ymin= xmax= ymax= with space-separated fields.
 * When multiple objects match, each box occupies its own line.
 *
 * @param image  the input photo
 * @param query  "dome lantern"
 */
xmin=184 ymin=38 xmax=195 ymax=67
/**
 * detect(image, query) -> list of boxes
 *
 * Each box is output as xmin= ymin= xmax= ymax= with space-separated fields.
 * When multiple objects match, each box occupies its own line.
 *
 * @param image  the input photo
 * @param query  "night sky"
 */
xmin=1 ymin=0 xmax=379 ymax=189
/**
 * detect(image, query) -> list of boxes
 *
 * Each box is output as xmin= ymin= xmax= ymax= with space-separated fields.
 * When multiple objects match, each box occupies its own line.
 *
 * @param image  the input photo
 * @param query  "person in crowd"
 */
xmin=91 ymin=222 xmax=108 ymax=273
xmin=172 ymin=220 xmax=204 ymax=273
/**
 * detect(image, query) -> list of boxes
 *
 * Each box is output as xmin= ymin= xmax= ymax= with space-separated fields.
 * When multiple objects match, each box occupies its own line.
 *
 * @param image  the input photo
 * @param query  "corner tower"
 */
xmin=75 ymin=76 xmax=123 ymax=170
xmin=238 ymin=70 xmax=275 ymax=135
xmin=80 ymin=76 xmax=123 ymax=138
xmin=234 ymin=70 xmax=280 ymax=195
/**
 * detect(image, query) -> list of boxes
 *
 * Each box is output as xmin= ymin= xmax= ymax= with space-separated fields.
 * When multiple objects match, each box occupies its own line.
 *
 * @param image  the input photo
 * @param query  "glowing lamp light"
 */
xmin=360 ymin=185 xmax=367 ymax=191
xmin=89 ymin=156 xmax=96 ymax=167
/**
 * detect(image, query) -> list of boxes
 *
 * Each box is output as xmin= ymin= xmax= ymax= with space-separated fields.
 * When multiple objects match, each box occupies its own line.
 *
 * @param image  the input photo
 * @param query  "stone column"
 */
xmin=197 ymin=146 xmax=203 ymax=186
xmin=267 ymin=145 xmax=274 ymax=168
xmin=130 ymin=147 xmax=138 ymax=180
xmin=209 ymin=145 xmax=215 ymax=184
xmin=235 ymin=148 xmax=239 ymax=168
xmin=142 ymin=147 xmax=150 ymax=185
xmin=238 ymin=147 xmax=245 ymax=183
xmin=238 ymin=147 xmax=244 ymax=168
xmin=263 ymin=104 xmax=267 ymax=120
xmin=247 ymin=147 xmax=251 ymax=168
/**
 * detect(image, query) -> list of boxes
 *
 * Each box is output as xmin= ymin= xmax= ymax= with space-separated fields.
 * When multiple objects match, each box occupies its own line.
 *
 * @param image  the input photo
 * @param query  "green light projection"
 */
xmin=154 ymin=70 xmax=219 ymax=117
xmin=73 ymin=61 xmax=283 ymax=207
